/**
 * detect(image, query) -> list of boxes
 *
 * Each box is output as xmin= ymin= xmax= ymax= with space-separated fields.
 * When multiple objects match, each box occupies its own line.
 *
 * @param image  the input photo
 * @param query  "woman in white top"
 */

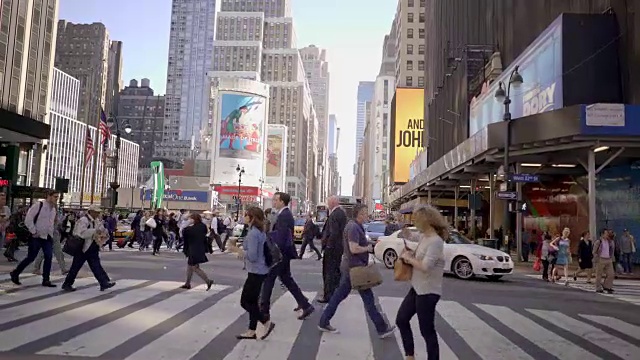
xmin=395 ymin=205 xmax=446 ymax=360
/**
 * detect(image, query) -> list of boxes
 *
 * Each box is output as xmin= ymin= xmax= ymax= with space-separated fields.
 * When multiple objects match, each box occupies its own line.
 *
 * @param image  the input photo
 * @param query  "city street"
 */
xmin=0 ymin=246 xmax=639 ymax=360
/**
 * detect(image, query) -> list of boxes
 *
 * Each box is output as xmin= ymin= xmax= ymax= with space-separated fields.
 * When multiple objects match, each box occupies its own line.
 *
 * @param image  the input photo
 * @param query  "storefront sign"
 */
xmin=0 ymin=179 xmax=10 ymax=187
xmin=214 ymin=185 xmax=260 ymax=197
xmin=140 ymin=189 xmax=208 ymax=203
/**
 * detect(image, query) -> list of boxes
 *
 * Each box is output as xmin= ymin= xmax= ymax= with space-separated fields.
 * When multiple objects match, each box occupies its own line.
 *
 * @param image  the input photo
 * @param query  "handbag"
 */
xmin=533 ymin=258 xmax=541 ymax=272
xmin=394 ymin=258 xmax=413 ymax=281
xmin=62 ymin=235 xmax=84 ymax=256
xmin=145 ymin=217 xmax=157 ymax=229
xmin=350 ymin=263 xmax=383 ymax=290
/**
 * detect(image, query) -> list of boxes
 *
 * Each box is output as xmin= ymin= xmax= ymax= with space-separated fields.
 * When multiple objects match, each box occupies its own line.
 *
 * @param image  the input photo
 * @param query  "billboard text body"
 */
xmin=219 ymin=93 xmax=265 ymax=160
xmin=392 ymin=88 xmax=425 ymax=184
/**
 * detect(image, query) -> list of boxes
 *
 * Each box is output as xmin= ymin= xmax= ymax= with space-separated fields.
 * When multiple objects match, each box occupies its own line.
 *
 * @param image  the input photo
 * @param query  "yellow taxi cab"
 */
xmin=293 ymin=218 xmax=306 ymax=242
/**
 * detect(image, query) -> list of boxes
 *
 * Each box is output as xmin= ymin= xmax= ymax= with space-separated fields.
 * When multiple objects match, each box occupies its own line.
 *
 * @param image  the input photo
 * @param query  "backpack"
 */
xmin=216 ymin=217 xmax=226 ymax=234
xmin=264 ymin=236 xmax=282 ymax=269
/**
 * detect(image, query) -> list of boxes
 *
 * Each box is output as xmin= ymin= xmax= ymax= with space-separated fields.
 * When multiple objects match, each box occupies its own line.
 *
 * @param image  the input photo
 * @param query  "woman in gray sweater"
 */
xmin=236 ymin=206 xmax=275 ymax=340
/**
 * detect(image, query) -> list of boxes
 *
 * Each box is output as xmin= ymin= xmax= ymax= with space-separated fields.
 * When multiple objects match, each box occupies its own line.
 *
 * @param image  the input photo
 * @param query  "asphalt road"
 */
xmin=0 ymin=244 xmax=638 ymax=360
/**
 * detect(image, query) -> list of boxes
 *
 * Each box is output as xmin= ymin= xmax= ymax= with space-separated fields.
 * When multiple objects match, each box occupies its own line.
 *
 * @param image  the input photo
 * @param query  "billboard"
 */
xmin=469 ymin=15 xmax=563 ymax=136
xmin=265 ymin=125 xmax=287 ymax=192
xmin=219 ymin=93 xmax=265 ymax=160
xmin=140 ymin=189 xmax=208 ymax=203
xmin=391 ymin=88 xmax=425 ymax=184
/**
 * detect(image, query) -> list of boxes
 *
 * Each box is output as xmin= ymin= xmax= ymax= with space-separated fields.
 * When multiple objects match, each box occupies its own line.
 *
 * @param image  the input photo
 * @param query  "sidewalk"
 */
xmin=513 ymin=260 xmax=640 ymax=280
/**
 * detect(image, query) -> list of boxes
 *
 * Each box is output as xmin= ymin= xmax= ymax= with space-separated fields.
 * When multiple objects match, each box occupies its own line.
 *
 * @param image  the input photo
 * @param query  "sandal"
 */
xmin=260 ymin=322 xmax=276 ymax=340
xmin=236 ymin=332 xmax=256 ymax=340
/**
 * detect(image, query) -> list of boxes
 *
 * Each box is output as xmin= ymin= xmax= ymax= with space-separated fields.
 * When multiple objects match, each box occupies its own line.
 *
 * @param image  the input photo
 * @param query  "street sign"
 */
xmin=497 ymin=191 xmax=518 ymax=200
xmin=508 ymin=173 xmax=540 ymax=183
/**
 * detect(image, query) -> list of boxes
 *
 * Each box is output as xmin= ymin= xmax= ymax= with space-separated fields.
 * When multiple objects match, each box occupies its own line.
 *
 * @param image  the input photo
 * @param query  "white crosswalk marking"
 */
xmin=0 ymin=274 xmax=64 ymax=294
xmin=528 ymin=309 xmax=640 ymax=360
xmin=38 ymin=284 xmax=228 ymax=357
xmin=0 ymin=277 xmax=638 ymax=359
xmin=524 ymin=274 xmax=640 ymax=306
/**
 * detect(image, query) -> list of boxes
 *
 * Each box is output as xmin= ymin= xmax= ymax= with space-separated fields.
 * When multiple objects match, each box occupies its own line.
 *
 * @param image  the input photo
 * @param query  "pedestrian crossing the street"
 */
xmin=0 ymin=276 xmax=638 ymax=359
xmin=525 ymin=274 xmax=640 ymax=306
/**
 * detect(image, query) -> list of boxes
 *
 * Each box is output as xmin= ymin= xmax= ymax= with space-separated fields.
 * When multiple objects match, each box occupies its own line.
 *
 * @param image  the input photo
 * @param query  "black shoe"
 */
xmin=9 ymin=271 xmax=21 ymax=285
xmin=293 ymin=306 xmax=301 ymax=312
xmin=206 ymin=280 xmax=214 ymax=291
xmin=235 ymin=333 xmax=257 ymax=340
xmin=62 ymin=284 xmax=76 ymax=292
xmin=100 ymin=281 xmax=116 ymax=291
xmin=180 ymin=284 xmax=191 ymax=289
xmin=297 ymin=306 xmax=315 ymax=320
xmin=604 ymin=288 xmax=614 ymax=294
xmin=42 ymin=281 xmax=57 ymax=288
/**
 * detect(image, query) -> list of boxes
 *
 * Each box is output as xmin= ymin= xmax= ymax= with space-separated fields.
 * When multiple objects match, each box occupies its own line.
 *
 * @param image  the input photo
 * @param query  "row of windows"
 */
xmin=407 ymin=0 xmax=426 ymax=7
xmin=406 ymin=44 xmax=425 ymax=55
xmin=406 ymin=28 xmax=425 ymax=39
xmin=405 ymin=76 xmax=425 ymax=87
xmin=406 ymin=60 xmax=425 ymax=71
xmin=407 ymin=12 xmax=425 ymax=23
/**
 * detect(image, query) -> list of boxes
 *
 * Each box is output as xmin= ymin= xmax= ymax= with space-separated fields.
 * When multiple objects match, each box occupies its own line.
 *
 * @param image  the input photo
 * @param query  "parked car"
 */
xmin=373 ymin=228 xmax=513 ymax=280
xmin=364 ymin=221 xmax=386 ymax=242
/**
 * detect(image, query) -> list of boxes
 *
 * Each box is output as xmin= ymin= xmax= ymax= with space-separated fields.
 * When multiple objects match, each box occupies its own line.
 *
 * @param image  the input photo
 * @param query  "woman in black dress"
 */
xmin=181 ymin=213 xmax=214 ymax=290
xmin=574 ymin=231 xmax=594 ymax=283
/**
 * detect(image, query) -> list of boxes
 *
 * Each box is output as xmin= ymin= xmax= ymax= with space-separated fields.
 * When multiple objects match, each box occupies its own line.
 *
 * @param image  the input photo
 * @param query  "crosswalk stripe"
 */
xmin=438 ymin=300 xmax=533 ymax=360
xmin=0 ymin=277 xmax=100 ymax=324
xmin=124 ymin=288 xmax=245 ymax=360
xmin=38 ymin=284 xmax=229 ymax=357
xmin=579 ymin=314 xmax=640 ymax=341
xmin=0 ymin=277 xmax=94 ymax=307
xmin=223 ymin=291 xmax=316 ymax=359
xmin=0 ymin=273 xmax=35 ymax=282
xmin=379 ymin=296 xmax=458 ymax=360
xmin=0 ymin=280 xmax=167 ymax=351
xmin=528 ymin=309 xmax=640 ymax=360
xmin=0 ymin=275 xmax=64 ymax=294
xmin=476 ymin=304 xmax=599 ymax=360
xmin=316 ymin=292 xmax=373 ymax=359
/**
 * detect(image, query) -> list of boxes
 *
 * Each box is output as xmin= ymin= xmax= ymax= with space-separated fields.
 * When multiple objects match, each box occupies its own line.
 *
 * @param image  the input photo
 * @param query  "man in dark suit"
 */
xmin=259 ymin=192 xmax=315 ymax=320
xmin=319 ymin=195 xmax=347 ymax=303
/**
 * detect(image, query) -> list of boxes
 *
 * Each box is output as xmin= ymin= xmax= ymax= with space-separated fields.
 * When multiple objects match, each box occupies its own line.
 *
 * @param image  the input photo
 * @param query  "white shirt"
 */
xmin=409 ymin=232 xmax=445 ymax=296
xmin=74 ymin=213 xmax=106 ymax=252
xmin=25 ymin=201 xmax=57 ymax=239
xmin=210 ymin=217 xmax=218 ymax=235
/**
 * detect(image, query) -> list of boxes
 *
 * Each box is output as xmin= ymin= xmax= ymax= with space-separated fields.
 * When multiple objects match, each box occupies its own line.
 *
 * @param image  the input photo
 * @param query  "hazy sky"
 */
xmin=59 ymin=0 xmax=396 ymax=195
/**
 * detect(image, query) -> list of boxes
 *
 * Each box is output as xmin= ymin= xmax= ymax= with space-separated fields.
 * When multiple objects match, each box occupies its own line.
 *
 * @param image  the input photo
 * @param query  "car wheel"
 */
xmin=486 ymin=275 xmax=503 ymax=281
xmin=383 ymin=249 xmax=398 ymax=269
xmin=452 ymin=256 xmax=474 ymax=279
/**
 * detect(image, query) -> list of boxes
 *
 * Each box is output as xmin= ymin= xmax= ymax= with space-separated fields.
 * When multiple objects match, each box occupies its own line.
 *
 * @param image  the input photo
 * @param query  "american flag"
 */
xmin=99 ymin=108 xmax=111 ymax=152
xmin=84 ymin=127 xmax=95 ymax=166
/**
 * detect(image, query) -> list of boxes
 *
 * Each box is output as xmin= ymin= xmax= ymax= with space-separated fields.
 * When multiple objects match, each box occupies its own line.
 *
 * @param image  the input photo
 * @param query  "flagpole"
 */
xmin=99 ymin=147 xmax=106 ymax=200
xmin=79 ymin=125 xmax=89 ymax=208
xmin=89 ymin=130 xmax=99 ymax=205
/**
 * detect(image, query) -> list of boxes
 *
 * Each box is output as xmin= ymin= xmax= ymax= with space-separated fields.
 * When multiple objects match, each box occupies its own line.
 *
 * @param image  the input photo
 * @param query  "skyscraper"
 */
xmin=328 ymin=114 xmax=338 ymax=155
xmin=356 ymin=81 xmax=374 ymax=155
xmin=54 ymin=21 xmax=113 ymax=126
xmin=106 ymin=40 xmax=123 ymax=115
xmin=300 ymin=45 xmax=330 ymax=202
xmin=211 ymin=0 xmax=320 ymax=207
xmin=327 ymin=114 xmax=340 ymax=196
xmin=393 ymin=0 xmax=425 ymax=88
xmin=160 ymin=0 xmax=220 ymax=162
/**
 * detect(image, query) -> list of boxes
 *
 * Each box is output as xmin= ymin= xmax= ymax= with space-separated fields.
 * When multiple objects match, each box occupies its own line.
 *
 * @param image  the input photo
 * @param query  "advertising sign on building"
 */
xmin=469 ymin=16 xmax=563 ymax=136
xmin=391 ymin=88 xmax=425 ymax=184
xmin=265 ymin=125 xmax=287 ymax=191
xmin=140 ymin=189 xmax=208 ymax=203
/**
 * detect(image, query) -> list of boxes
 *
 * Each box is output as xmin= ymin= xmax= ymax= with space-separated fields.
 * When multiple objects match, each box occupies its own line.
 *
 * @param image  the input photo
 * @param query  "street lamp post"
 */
xmin=235 ymin=164 xmax=245 ymax=220
xmin=494 ymin=66 xmax=524 ymax=257
xmin=258 ymin=177 xmax=264 ymax=208
xmin=106 ymin=113 xmax=132 ymax=212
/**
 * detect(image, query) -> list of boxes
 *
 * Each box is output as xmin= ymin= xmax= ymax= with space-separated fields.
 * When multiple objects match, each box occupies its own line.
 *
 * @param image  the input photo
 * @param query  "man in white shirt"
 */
xmin=10 ymin=190 xmax=59 ymax=287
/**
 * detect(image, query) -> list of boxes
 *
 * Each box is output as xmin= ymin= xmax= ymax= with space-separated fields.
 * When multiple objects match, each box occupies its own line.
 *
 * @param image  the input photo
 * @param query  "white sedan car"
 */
xmin=373 ymin=228 xmax=514 ymax=280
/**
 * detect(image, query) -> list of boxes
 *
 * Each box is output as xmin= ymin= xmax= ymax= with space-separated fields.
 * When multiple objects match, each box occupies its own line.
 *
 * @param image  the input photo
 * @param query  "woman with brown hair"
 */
xmin=235 ymin=206 xmax=275 ymax=340
xmin=395 ymin=205 xmax=447 ymax=360
xmin=180 ymin=213 xmax=214 ymax=290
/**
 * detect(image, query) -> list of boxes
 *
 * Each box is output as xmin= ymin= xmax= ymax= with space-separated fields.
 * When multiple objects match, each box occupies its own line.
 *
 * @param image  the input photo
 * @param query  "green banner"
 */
xmin=150 ymin=161 xmax=165 ymax=209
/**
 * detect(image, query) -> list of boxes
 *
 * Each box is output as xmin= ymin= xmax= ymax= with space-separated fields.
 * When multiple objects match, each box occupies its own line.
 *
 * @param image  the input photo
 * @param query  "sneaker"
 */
xmin=378 ymin=326 xmax=396 ymax=339
xmin=318 ymin=324 xmax=339 ymax=334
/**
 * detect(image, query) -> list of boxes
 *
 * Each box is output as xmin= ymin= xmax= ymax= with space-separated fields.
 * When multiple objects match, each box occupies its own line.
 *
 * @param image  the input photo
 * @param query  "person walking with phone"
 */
xmin=9 ymin=190 xmax=59 ymax=288
xmin=395 ymin=206 xmax=447 ymax=360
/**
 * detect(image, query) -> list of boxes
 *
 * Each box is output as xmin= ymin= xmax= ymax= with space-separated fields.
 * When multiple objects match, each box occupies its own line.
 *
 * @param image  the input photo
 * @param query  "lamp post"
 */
xmin=258 ymin=177 xmax=264 ymax=208
xmin=235 ymin=164 xmax=245 ymax=220
xmin=106 ymin=113 xmax=132 ymax=212
xmin=494 ymin=66 xmax=524 ymax=256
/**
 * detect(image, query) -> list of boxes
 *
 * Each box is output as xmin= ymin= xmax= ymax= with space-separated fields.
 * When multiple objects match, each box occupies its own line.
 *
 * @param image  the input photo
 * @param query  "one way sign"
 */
xmin=497 ymin=191 xmax=518 ymax=200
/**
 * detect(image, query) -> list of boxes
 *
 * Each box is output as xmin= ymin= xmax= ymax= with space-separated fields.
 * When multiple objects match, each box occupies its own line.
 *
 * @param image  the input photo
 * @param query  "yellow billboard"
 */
xmin=392 ymin=88 xmax=425 ymax=183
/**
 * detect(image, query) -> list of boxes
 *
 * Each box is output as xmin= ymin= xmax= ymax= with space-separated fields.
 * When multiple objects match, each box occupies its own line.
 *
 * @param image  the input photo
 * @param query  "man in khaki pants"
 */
xmin=593 ymin=228 xmax=616 ymax=294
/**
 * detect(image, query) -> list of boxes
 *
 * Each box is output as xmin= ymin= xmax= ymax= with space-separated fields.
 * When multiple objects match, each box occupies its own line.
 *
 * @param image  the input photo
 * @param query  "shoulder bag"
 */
xmin=345 ymin=224 xmax=383 ymax=290
xmin=394 ymin=237 xmax=413 ymax=281
xmin=63 ymin=216 xmax=90 ymax=256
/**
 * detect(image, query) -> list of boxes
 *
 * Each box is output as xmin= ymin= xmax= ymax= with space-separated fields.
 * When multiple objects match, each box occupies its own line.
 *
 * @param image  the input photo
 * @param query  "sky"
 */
xmin=59 ymin=0 xmax=397 ymax=196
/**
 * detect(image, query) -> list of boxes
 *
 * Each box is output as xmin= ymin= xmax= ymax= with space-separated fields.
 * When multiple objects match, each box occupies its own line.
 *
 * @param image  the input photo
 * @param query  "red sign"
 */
xmin=215 ymin=185 xmax=260 ymax=196
xmin=0 ymin=179 xmax=10 ymax=187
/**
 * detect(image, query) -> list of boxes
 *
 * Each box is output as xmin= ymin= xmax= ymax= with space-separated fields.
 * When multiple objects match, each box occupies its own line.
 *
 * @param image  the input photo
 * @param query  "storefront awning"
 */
xmin=0 ymin=108 xmax=50 ymax=142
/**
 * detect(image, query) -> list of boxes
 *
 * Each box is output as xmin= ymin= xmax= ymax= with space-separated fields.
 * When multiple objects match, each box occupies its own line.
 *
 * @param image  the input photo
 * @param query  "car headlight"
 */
xmin=473 ymin=254 xmax=494 ymax=261
xmin=366 ymin=234 xmax=371 ymax=241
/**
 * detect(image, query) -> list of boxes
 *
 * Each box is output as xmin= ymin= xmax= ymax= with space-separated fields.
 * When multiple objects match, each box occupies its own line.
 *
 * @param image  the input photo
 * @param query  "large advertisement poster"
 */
xmin=392 ymin=88 xmax=425 ymax=184
xmin=219 ymin=93 xmax=265 ymax=160
xmin=266 ymin=127 xmax=284 ymax=177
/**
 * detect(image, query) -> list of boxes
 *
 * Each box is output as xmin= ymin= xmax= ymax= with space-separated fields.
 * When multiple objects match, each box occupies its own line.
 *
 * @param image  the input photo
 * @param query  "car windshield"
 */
xmin=447 ymin=231 xmax=473 ymax=244
xmin=366 ymin=223 xmax=386 ymax=233
xmin=295 ymin=218 xmax=306 ymax=226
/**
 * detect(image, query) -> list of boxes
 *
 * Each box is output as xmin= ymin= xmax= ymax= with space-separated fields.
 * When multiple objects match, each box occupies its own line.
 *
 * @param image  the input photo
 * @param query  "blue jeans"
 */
xmin=319 ymin=271 xmax=389 ymax=334
xmin=621 ymin=253 xmax=633 ymax=273
xmin=14 ymin=237 xmax=54 ymax=282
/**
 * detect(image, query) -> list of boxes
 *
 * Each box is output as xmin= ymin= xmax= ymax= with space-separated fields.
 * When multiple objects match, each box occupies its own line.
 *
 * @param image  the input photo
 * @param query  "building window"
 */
xmin=408 ymin=0 xmax=414 ymax=6
xmin=418 ymin=76 xmax=425 ymax=87
xmin=419 ymin=13 xmax=425 ymax=23
xmin=418 ymin=60 xmax=425 ymax=70
xmin=383 ymin=80 xmax=389 ymax=104
xmin=406 ymin=76 xmax=413 ymax=87
xmin=418 ymin=44 xmax=425 ymax=54
xmin=407 ymin=60 xmax=413 ymax=70
xmin=407 ymin=28 xmax=413 ymax=38
xmin=420 ymin=0 xmax=425 ymax=6
xmin=419 ymin=28 xmax=425 ymax=39
xmin=407 ymin=44 xmax=413 ymax=55
xmin=407 ymin=13 xmax=414 ymax=22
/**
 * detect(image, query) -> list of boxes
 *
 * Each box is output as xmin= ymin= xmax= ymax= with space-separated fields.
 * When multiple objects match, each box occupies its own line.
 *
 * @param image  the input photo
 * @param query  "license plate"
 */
xmin=502 ymin=263 xmax=510 ymax=269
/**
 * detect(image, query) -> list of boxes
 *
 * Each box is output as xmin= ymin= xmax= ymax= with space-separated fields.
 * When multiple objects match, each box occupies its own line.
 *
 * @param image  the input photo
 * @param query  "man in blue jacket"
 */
xmin=259 ymin=192 xmax=315 ymax=320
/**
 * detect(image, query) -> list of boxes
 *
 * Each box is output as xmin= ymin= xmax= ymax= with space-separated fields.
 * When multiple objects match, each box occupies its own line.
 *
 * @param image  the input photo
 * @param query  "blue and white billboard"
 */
xmin=469 ymin=15 xmax=564 ymax=136
xmin=140 ymin=190 xmax=208 ymax=203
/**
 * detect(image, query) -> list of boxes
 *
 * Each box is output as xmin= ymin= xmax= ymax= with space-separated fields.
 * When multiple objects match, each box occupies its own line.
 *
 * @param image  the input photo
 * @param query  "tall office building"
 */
xmin=393 ymin=0 xmax=425 ymax=88
xmin=356 ymin=81 xmax=374 ymax=155
xmin=54 ymin=21 xmax=114 ymax=127
xmin=327 ymin=114 xmax=340 ymax=196
xmin=211 ymin=0 xmax=319 ymax=207
xmin=160 ymin=0 xmax=220 ymax=162
xmin=0 ymin=0 xmax=59 ymax=187
xmin=300 ymin=44 xmax=330 ymax=202
xmin=105 ymin=40 xmax=123 ymax=115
